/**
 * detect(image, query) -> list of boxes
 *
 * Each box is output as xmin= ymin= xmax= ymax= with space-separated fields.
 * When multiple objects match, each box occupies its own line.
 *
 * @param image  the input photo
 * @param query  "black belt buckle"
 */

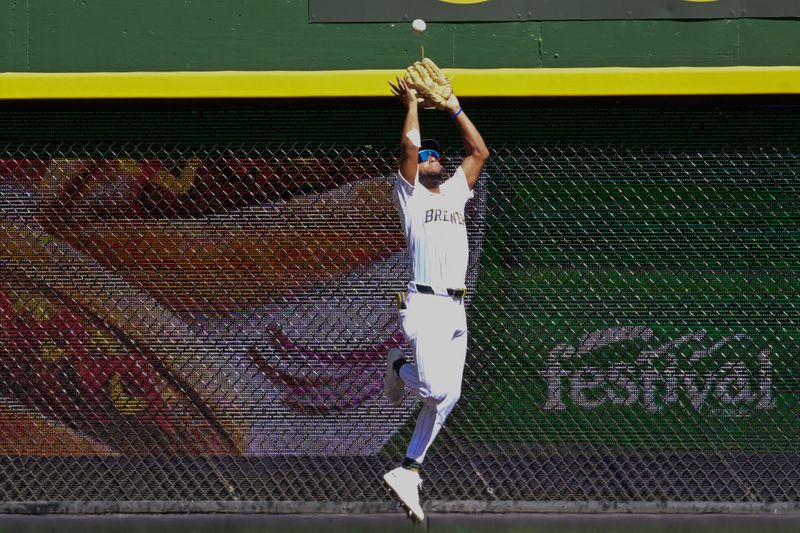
xmin=416 ymin=284 xmax=435 ymax=295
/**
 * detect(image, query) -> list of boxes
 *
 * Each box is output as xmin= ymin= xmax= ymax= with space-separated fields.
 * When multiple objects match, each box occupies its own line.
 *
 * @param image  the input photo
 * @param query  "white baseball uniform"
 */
xmin=393 ymin=165 xmax=474 ymax=463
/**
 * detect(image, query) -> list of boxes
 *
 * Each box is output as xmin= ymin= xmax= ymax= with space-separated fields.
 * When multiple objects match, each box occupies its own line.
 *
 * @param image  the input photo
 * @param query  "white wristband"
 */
xmin=406 ymin=129 xmax=422 ymax=148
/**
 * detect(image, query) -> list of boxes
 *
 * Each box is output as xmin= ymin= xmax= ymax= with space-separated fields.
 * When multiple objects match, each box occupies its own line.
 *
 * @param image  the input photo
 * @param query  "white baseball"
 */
xmin=411 ymin=19 xmax=426 ymax=34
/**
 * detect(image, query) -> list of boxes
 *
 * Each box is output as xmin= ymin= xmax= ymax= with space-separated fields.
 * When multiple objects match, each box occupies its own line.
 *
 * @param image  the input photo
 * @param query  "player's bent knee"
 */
xmin=422 ymin=386 xmax=460 ymax=406
xmin=421 ymin=388 xmax=446 ymax=405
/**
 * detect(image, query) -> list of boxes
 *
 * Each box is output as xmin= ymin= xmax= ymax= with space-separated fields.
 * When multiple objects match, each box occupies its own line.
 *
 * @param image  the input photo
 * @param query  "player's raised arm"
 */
xmin=389 ymin=76 xmax=421 ymax=186
xmin=445 ymin=94 xmax=489 ymax=190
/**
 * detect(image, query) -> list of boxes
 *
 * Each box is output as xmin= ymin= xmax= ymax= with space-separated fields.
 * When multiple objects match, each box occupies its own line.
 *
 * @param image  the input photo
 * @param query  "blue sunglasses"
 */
xmin=418 ymin=149 xmax=441 ymax=162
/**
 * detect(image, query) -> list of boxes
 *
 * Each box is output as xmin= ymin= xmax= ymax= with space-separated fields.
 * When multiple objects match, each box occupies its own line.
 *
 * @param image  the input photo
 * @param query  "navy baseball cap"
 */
xmin=420 ymin=139 xmax=440 ymax=153
xmin=419 ymin=139 xmax=441 ymax=162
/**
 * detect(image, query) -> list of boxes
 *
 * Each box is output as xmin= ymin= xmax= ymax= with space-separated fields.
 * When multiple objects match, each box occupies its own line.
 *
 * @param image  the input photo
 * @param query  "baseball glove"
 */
xmin=404 ymin=58 xmax=453 ymax=110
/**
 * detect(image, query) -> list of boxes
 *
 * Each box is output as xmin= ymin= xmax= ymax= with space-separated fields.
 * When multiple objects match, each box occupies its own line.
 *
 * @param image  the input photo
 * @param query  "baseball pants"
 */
xmin=398 ymin=290 xmax=468 ymax=463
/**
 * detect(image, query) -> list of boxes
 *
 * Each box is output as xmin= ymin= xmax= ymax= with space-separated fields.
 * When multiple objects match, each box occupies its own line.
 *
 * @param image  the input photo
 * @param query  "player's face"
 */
xmin=418 ymin=152 xmax=444 ymax=183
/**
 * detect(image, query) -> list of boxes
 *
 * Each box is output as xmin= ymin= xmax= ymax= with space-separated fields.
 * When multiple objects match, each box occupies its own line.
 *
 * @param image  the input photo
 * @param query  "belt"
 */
xmin=410 ymin=283 xmax=467 ymax=299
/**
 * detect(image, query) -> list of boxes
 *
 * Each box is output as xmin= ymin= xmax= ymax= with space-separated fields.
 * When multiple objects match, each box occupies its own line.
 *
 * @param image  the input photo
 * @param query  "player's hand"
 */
xmin=389 ymin=77 xmax=418 ymax=109
xmin=444 ymin=93 xmax=461 ymax=116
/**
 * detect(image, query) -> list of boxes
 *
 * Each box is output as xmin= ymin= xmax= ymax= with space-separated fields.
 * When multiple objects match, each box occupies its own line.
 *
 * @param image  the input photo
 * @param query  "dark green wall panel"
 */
xmin=1 ymin=0 xmax=28 ymax=71
xmin=28 ymin=0 xmax=316 ymax=71
xmin=452 ymin=22 xmax=543 ymax=68
xmin=739 ymin=19 xmax=800 ymax=65
xmin=0 ymin=0 xmax=798 ymax=72
xmin=541 ymin=20 xmax=739 ymax=67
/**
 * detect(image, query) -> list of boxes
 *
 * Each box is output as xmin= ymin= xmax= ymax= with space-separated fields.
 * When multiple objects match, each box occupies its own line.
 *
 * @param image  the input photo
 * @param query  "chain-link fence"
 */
xmin=0 ymin=102 xmax=797 ymax=512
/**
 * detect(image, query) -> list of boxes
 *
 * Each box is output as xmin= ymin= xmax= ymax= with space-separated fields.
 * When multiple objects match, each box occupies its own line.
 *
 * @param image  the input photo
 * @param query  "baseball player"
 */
xmin=384 ymin=75 xmax=489 ymax=522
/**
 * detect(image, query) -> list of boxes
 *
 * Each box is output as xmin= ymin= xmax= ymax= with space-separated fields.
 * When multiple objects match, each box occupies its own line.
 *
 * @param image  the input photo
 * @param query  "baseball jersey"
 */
xmin=393 ymin=166 xmax=474 ymax=289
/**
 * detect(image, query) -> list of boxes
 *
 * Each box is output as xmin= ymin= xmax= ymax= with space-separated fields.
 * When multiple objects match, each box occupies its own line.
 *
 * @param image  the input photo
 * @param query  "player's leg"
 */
xmin=383 ymin=294 xmax=450 ymax=521
xmin=404 ymin=309 xmax=467 ymax=464
xmin=384 ymin=296 xmax=467 ymax=522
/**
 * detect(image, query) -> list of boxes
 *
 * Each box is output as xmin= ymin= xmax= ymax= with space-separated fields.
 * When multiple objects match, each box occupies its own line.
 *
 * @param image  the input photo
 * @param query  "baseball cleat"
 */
xmin=383 ymin=466 xmax=424 ymax=523
xmin=384 ymin=347 xmax=406 ymax=406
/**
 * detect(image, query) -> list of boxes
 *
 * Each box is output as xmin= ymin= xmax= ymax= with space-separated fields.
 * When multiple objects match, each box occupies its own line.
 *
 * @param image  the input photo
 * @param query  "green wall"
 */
xmin=1 ymin=0 xmax=799 ymax=72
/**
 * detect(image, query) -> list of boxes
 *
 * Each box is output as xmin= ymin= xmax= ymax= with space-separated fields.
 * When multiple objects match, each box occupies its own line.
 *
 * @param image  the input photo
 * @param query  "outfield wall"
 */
xmin=1 ymin=0 xmax=800 ymax=72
